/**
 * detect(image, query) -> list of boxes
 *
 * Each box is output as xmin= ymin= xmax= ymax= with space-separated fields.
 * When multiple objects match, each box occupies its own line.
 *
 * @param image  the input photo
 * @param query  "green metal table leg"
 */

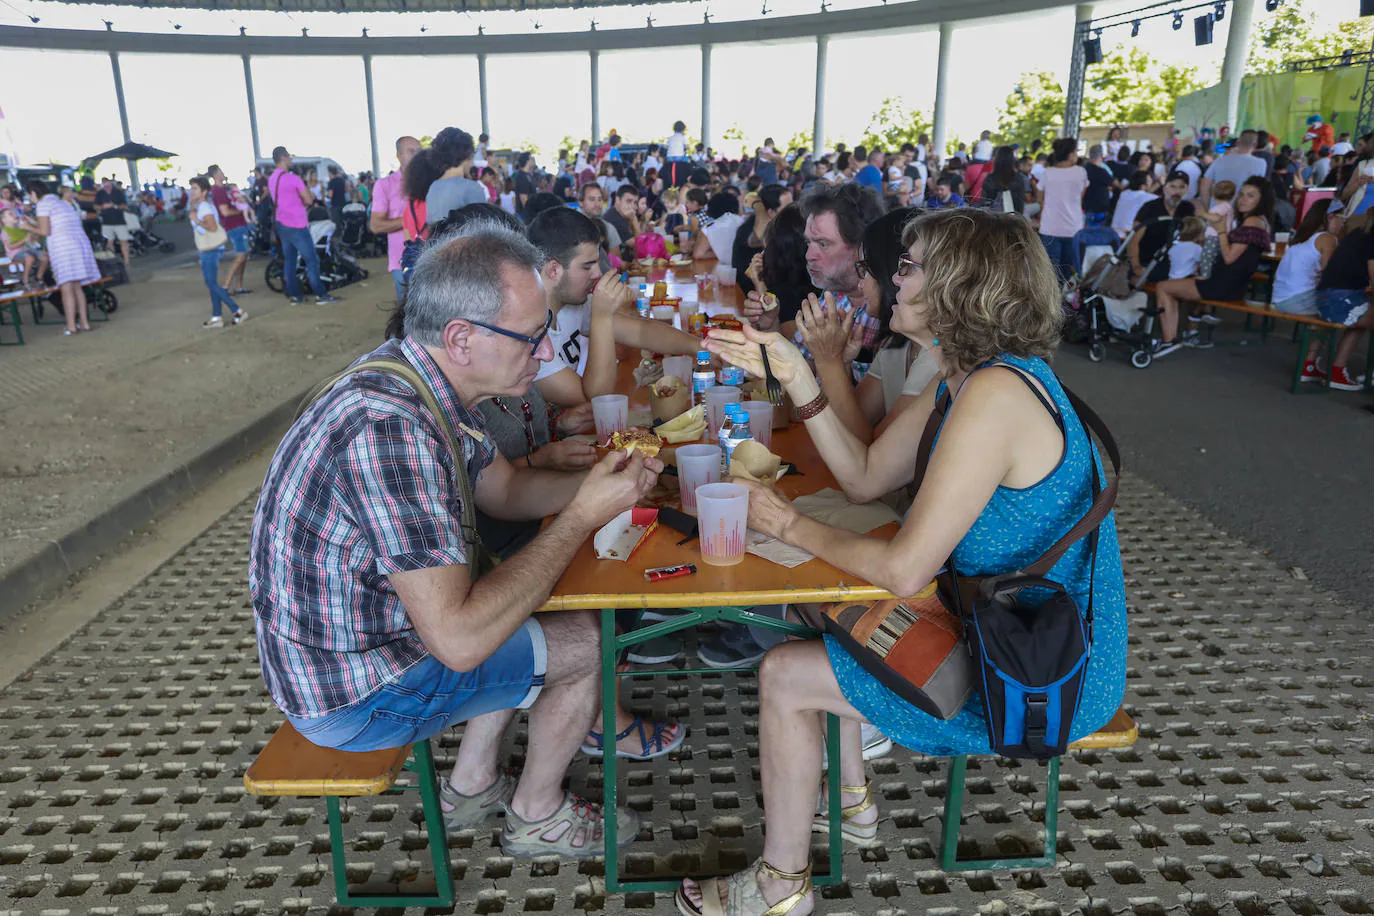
xmin=817 ymin=712 xmax=844 ymax=888
xmin=602 ymin=607 xmax=624 ymax=893
xmin=324 ymin=743 xmax=455 ymax=908
xmin=940 ymin=754 xmax=1060 ymax=871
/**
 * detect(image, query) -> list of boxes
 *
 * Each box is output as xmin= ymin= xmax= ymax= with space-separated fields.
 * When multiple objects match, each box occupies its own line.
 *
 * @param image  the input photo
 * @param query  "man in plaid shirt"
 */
xmin=250 ymin=219 xmax=662 ymax=860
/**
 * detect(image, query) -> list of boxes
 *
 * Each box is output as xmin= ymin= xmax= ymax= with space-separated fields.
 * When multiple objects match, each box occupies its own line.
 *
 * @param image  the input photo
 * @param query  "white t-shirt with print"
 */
xmin=534 ymin=303 xmax=591 ymax=381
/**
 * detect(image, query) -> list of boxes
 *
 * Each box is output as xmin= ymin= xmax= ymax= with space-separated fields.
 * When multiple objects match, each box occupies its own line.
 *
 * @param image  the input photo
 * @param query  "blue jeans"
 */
xmin=198 ymin=247 xmax=238 ymax=318
xmin=1041 ymin=234 xmax=1078 ymax=282
xmin=287 ymin=619 xmax=547 ymax=752
xmin=390 ymin=268 xmax=406 ymax=303
xmin=275 ymin=222 xmax=327 ymax=299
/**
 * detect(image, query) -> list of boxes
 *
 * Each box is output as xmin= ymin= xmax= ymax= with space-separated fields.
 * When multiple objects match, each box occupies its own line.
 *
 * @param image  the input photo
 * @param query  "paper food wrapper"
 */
xmin=656 ymin=404 xmax=707 ymax=443
xmin=728 ymin=439 xmax=787 ymax=485
xmin=594 ymin=507 xmax=660 ymax=562
xmin=650 ymin=376 xmax=693 ymax=422
xmin=746 ymin=489 xmax=900 ymax=568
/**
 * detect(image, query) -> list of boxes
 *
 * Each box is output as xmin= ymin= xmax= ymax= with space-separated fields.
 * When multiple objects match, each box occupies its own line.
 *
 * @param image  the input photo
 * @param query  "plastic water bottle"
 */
xmin=723 ymin=406 xmax=753 ymax=468
xmin=692 ymin=350 xmax=714 ymax=405
xmin=636 ymin=297 xmax=651 ymax=319
xmin=719 ymin=365 xmax=745 ymax=387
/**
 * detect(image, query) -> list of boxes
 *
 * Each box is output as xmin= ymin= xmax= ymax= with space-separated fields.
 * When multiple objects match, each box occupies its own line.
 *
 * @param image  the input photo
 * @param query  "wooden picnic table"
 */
xmin=536 ymin=262 xmax=898 ymax=894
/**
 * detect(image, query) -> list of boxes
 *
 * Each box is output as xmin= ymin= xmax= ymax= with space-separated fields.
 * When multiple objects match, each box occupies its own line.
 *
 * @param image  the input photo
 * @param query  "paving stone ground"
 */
xmin=1 ymin=471 xmax=1371 ymax=915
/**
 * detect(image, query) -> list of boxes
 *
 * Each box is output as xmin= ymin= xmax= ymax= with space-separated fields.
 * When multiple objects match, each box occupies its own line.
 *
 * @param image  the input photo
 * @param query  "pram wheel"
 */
xmin=158 ymin=241 xmax=175 ymax=254
xmin=265 ymin=259 xmax=285 ymax=294
xmin=1130 ymin=349 xmax=1152 ymax=369
xmin=1088 ymin=342 xmax=1106 ymax=363
xmin=93 ymin=290 xmax=118 ymax=314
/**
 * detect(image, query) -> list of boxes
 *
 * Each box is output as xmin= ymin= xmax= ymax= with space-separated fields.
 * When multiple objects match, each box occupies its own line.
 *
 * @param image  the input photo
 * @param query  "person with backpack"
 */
xmin=677 ymin=207 xmax=1125 ymax=916
xmin=267 ymin=146 xmax=340 ymax=306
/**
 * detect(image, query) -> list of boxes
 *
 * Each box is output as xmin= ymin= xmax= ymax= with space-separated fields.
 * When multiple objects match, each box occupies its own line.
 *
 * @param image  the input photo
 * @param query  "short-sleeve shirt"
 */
xmin=249 ymin=336 xmax=498 ymax=718
xmin=1319 ymin=229 xmax=1374 ymax=291
xmin=94 ymin=188 xmax=127 ymax=226
xmin=328 ymin=176 xmax=348 ymax=208
xmin=425 ymin=176 xmax=489 ymax=225
xmin=208 ymin=185 xmax=247 ymax=231
xmin=371 ymin=170 xmax=407 ymax=273
xmin=1203 ymin=153 xmax=1267 ymax=195
xmin=1082 ymin=163 xmax=1115 ymax=214
xmin=1038 ymin=165 xmax=1090 ymax=238
xmin=1134 ymin=197 xmax=1196 ymax=266
xmin=534 ymin=303 xmax=591 ymax=381
xmin=269 ymin=168 xmax=310 ymax=229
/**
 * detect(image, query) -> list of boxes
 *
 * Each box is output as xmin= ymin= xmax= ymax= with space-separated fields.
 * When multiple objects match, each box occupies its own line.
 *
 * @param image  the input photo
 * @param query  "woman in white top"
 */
xmin=665 ymin=120 xmax=691 ymax=187
xmin=1273 ymin=198 xmax=1341 ymax=311
xmin=188 ymin=175 xmax=245 ymax=329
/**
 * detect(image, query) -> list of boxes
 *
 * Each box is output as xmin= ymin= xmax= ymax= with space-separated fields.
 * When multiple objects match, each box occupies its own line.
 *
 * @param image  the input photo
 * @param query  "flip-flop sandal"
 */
xmin=582 ymin=716 xmax=685 ymax=760
xmin=674 ymin=859 xmax=812 ymax=916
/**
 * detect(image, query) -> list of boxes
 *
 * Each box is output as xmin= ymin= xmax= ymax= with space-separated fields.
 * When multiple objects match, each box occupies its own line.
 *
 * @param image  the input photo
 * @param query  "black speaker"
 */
xmin=1083 ymin=37 xmax=1103 ymax=65
xmin=1194 ymin=13 xmax=1215 ymax=45
xmin=1363 ymin=0 xmax=1374 ymax=16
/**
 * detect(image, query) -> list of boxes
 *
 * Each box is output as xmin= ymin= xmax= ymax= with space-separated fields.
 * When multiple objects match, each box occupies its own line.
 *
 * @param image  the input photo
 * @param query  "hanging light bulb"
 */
xmin=1172 ymin=10 xmax=1183 ymax=30
xmin=1214 ymin=1 xmax=1225 ymax=22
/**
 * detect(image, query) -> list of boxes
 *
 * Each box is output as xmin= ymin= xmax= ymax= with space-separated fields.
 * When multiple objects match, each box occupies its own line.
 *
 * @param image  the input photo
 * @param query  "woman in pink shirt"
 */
xmin=1035 ymin=137 xmax=1090 ymax=283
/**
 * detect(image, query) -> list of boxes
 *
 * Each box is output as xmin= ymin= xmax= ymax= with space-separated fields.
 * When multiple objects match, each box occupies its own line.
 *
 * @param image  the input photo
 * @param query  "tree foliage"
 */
xmin=1247 ymin=0 xmax=1374 ymax=75
xmin=996 ymin=46 xmax=1207 ymax=147
xmin=856 ymin=97 xmax=932 ymax=152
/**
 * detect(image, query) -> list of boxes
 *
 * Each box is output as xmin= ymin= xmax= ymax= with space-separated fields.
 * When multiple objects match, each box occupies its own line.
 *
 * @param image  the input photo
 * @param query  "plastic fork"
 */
xmin=760 ymin=344 xmax=784 ymax=407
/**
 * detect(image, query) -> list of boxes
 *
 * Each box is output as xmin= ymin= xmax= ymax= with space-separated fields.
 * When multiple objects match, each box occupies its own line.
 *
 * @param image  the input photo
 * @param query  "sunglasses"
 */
xmin=468 ymin=308 xmax=554 ymax=357
xmin=896 ymin=253 xmax=924 ymax=278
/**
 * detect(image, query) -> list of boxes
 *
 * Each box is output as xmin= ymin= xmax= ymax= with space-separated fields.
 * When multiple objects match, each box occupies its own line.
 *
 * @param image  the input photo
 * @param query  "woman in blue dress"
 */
xmin=677 ymin=207 xmax=1127 ymax=916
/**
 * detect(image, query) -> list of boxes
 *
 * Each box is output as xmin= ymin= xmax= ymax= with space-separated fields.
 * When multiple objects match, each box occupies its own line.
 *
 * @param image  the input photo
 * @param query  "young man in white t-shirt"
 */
xmin=525 ymin=208 xmax=701 ymax=407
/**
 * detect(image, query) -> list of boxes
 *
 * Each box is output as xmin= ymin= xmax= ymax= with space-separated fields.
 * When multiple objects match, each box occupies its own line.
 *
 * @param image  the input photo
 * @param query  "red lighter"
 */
xmin=644 ymin=563 xmax=697 ymax=583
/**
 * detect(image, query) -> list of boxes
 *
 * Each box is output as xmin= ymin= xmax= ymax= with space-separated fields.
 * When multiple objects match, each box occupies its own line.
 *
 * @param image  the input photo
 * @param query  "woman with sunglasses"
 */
xmin=677 ymin=208 xmax=1126 ymax=916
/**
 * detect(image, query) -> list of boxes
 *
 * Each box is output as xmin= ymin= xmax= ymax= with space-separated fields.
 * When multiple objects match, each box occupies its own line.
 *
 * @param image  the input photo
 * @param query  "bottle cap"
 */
xmin=697 ymin=350 xmax=710 ymax=359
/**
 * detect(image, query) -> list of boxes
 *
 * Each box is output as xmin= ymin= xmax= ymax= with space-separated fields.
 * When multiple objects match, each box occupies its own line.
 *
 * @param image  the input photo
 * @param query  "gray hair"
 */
xmin=404 ymin=219 xmax=545 ymax=347
xmin=1088 ymin=143 xmax=1104 ymax=160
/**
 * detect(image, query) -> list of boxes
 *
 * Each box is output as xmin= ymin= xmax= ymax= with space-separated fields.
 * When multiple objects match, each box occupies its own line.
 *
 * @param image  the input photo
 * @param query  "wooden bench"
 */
xmin=243 ymin=721 xmax=454 ymax=908
xmin=939 ymin=708 xmax=1138 ymax=871
xmin=0 ymin=287 xmax=25 ymax=346
xmin=1191 ymin=298 xmax=1371 ymax=394
xmin=25 ymin=275 xmax=116 ymax=326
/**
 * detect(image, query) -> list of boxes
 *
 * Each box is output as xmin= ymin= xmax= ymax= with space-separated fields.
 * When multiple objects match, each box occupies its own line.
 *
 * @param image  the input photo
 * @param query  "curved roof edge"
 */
xmin=1 ymin=0 xmax=1072 ymax=55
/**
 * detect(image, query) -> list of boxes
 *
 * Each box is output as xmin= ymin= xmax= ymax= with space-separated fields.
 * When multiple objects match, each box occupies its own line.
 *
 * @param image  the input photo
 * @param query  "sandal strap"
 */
xmin=756 ymin=859 xmax=811 ymax=883
xmin=757 ymin=860 xmax=812 ymax=916
xmin=821 ymin=779 xmax=875 ymax=820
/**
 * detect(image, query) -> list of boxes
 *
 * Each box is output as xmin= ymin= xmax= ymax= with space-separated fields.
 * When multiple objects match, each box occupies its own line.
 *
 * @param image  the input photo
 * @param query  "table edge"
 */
xmin=538 ymin=584 xmax=895 ymax=611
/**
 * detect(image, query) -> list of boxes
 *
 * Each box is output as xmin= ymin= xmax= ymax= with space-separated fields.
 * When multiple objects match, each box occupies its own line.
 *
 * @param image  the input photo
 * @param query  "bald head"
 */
xmin=396 ymin=135 xmax=422 ymax=171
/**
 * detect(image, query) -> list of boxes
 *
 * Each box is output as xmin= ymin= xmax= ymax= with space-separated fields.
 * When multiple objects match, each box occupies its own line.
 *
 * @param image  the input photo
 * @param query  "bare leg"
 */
xmin=507 ymin=611 xmax=601 ymax=823
xmin=229 ymin=253 xmax=249 ymax=291
xmin=120 ymin=239 xmax=130 ymax=268
xmin=75 ymin=285 xmax=90 ymax=331
xmin=1333 ymin=320 xmax=1373 ymax=369
xmin=681 ymin=640 xmax=871 ymax=914
xmin=1152 ymin=278 xmax=1200 ymax=343
xmin=446 ymin=708 xmax=518 ymax=797
xmin=59 ymin=282 xmax=77 ymax=333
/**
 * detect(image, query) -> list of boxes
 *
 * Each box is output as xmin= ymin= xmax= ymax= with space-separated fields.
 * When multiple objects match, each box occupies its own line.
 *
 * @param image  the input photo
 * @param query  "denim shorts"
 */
xmin=288 ymin=619 xmax=547 ymax=752
xmin=226 ymin=226 xmax=251 ymax=254
xmin=1316 ymin=288 xmax=1371 ymax=327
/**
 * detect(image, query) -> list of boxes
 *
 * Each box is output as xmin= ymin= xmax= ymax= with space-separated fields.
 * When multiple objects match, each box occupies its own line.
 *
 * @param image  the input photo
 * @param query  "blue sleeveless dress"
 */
xmin=824 ymin=354 xmax=1127 ymax=756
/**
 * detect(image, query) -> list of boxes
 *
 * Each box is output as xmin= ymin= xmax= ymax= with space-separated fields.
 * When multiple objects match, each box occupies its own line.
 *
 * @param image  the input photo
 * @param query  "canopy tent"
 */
xmin=1174 ymin=67 xmax=1363 ymax=150
xmin=37 ymin=0 xmax=683 ymax=10
xmin=81 ymin=141 xmax=176 ymax=172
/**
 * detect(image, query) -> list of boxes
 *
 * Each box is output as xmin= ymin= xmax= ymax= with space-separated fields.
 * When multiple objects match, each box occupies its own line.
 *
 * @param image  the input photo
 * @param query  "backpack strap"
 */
xmin=297 ymin=357 xmax=493 ymax=579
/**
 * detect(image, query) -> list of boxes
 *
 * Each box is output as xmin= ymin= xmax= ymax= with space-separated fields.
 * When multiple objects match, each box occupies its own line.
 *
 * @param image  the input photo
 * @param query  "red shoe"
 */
xmin=1300 ymin=361 xmax=1325 ymax=384
xmin=1329 ymin=366 xmax=1366 ymax=392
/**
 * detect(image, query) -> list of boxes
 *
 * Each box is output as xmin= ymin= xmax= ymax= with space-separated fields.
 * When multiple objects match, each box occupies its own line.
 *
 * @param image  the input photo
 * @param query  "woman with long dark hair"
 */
xmin=748 ymin=203 xmax=820 ymax=335
xmin=405 ymin=127 xmax=486 ymax=226
xmin=1151 ymin=175 xmax=1274 ymax=357
xmin=980 ymin=145 xmax=1029 ymax=214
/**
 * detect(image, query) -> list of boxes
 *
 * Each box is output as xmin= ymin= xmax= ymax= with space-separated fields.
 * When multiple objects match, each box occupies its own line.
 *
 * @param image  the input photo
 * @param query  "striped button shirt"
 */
xmin=249 ymin=337 xmax=497 ymax=719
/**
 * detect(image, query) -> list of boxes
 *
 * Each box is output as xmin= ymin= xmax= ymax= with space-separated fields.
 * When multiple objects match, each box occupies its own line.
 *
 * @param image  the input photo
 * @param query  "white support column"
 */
xmin=590 ymin=49 xmax=601 ymax=144
xmin=1221 ymin=0 xmax=1256 ymax=134
xmin=932 ymin=23 xmax=953 ymax=163
xmin=108 ymin=50 xmax=138 ymax=188
xmin=813 ymin=34 xmax=828 ymax=156
xmin=701 ymin=42 xmax=712 ymax=152
xmin=363 ymin=54 xmax=380 ymax=178
xmin=242 ymin=54 xmax=261 ymax=164
xmin=478 ymin=52 xmax=490 ymax=138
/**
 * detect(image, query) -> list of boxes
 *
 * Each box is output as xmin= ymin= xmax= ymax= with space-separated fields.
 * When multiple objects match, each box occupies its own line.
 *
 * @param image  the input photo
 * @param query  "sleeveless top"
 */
xmin=824 ymin=354 xmax=1128 ymax=756
xmin=1272 ymin=232 xmax=1326 ymax=305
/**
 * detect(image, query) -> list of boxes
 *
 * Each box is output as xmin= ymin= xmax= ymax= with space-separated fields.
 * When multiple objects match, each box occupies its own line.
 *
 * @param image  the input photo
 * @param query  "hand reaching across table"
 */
xmin=704 ymin=323 xmax=809 ymax=388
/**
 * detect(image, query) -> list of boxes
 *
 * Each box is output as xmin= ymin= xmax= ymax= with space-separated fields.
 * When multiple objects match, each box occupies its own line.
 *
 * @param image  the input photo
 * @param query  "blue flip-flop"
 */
xmin=582 ymin=716 xmax=685 ymax=761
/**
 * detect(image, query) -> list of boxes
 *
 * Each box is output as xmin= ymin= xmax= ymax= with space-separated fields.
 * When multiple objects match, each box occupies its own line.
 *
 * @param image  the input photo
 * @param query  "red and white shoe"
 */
xmin=1300 ymin=361 xmax=1325 ymax=384
xmin=1329 ymin=366 xmax=1366 ymax=392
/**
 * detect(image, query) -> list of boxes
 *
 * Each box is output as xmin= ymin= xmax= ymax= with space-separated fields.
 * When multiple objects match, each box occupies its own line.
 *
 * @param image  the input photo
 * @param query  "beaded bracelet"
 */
xmin=795 ymin=390 xmax=830 ymax=420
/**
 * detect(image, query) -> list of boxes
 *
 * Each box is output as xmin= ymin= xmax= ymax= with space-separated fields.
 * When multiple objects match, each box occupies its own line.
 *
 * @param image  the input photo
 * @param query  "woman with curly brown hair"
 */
xmin=677 ymin=207 xmax=1127 ymax=916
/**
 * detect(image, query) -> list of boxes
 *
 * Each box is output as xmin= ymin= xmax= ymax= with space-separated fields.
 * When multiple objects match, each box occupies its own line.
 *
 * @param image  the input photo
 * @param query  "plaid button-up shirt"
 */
xmin=249 ymin=337 xmax=497 ymax=719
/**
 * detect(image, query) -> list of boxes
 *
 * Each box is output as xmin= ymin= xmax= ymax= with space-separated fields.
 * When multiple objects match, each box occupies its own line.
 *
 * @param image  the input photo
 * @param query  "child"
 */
xmin=498 ymin=178 xmax=517 ymax=215
xmin=1 ymin=208 xmax=47 ymax=288
xmin=1206 ymin=180 xmax=1235 ymax=238
xmin=1167 ymin=217 xmax=1206 ymax=280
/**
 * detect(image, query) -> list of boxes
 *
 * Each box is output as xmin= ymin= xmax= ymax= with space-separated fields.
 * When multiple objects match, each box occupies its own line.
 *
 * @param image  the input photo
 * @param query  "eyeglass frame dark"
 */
xmin=855 ymin=259 xmax=872 ymax=280
xmin=466 ymin=308 xmax=554 ymax=356
xmin=896 ymin=253 xmax=924 ymax=278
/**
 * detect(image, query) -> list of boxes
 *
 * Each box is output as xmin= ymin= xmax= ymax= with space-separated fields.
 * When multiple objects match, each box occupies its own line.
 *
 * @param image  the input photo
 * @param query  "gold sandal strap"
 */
xmin=757 ymin=859 xmax=811 ymax=883
xmin=757 ymin=860 xmax=813 ymax=916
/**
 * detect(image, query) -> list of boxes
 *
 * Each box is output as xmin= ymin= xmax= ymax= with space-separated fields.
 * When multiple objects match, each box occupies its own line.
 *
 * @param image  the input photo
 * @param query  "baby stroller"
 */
xmin=1079 ymin=219 xmax=1178 ymax=369
xmin=264 ymin=219 xmax=368 ymax=294
xmin=123 ymin=212 xmax=175 ymax=256
xmin=336 ymin=205 xmax=369 ymax=254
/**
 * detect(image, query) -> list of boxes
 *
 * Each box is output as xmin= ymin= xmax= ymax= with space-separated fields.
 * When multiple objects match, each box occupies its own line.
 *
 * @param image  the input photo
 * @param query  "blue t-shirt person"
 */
xmin=926 ymin=191 xmax=965 ymax=209
xmin=855 ymin=164 xmax=884 ymax=192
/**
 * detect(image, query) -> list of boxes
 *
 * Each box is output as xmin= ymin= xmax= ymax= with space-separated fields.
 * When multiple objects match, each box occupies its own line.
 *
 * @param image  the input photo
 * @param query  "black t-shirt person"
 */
xmin=1319 ymin=229 xmax=1374 ymax=291
xmin=1083 ymin=162 xmax=1115 ymax=215
xmin=328 ymin=175 xmax=348 ymax=209
xmin=1135 ymin=197 xmax=1195 ymax=280
xmin=94 ymin=188 xmax=128 ymax=226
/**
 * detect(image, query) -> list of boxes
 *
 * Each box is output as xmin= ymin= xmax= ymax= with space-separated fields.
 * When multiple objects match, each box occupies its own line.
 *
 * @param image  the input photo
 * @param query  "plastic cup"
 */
xmin=696 ymin=482 xmax=749 ymax=566
xmin=651 ymin=305 xmax=676 ymax=324
xmin=703 ymin=386 xmax=743 ymax=439
xmin=663 ymin=355 xmax=693 ymax=381
xmin=740 ymin=401 xmax=774 ymax=449
xmin=679 ymin=298 xmax=702 ymax=321
xmin=716 ymin=265 xmax=737 ymax=287
xmin=676 ymin=444 xmax=723 ymax=516
xmin=591 ymin=394 xmax=629 ymax=440
xmin=678 ymin=230 xmax=691 ymax=249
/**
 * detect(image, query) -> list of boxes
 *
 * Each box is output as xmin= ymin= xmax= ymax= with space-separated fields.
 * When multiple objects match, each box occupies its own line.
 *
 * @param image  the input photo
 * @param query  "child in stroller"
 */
xmin=265 ymin=209 xmax=368 ymax=294
xmin=1078 ymin=218 xmax=1182 ymax=369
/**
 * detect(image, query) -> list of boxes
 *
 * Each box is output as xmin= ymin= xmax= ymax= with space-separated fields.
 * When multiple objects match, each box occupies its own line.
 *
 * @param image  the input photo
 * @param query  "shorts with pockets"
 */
xmin=101 ymin=224 xmax=132 ymax=242
xmin=1316 ymin=288 xmax=1370 ymax=327
xmin=227 ymin=226 xmax=250 ymax=255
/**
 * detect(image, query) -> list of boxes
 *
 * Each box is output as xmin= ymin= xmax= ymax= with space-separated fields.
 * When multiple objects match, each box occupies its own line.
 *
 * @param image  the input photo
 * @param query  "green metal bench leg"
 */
xmin=0 ymin=302 xmax=22 ymax=345
xmin=324 ymin=740 xmax=454 ymax=908
xmin=940 ymin=755 xmax=1060 ymax=871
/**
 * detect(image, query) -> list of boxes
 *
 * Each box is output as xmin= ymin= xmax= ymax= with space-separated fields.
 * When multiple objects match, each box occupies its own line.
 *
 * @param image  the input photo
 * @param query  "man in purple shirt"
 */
xmin=268 ymin=145 xmax=340 ymax=305
xmin=369 ymin=135 xmax=422 ymax=303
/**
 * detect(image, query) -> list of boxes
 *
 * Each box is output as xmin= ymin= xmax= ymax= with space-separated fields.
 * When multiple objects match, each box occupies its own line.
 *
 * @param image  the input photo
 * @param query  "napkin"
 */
xmin=746 ymin=488 xmax=900 ymax=568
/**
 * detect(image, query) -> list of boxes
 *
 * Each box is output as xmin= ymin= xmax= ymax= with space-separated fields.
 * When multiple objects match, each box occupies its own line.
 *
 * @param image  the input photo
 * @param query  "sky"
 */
xmin=0 ymin=0 xmax=1356 ymax=183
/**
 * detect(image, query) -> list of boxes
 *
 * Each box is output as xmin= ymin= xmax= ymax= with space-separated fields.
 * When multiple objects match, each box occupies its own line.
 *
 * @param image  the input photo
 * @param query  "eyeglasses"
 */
xmin=896 ymin=253 xmax=924 ymax=277
xmin=467 ymin=308 xmax=554 ymax=356
xmin=855 ymin=259 xmax=872 ymax=280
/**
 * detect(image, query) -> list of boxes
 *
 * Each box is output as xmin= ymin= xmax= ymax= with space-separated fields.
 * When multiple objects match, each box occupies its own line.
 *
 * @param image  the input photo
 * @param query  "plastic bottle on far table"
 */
xmin=722 ymin=406 xmax=753 ymax=468
xmin=692 ymin=350 xmax=715 ymax=405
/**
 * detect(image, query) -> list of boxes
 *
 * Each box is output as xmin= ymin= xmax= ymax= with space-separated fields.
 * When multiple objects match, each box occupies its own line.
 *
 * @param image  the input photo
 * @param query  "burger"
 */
xmin=599 ymin=427 xmax=664 ymax=458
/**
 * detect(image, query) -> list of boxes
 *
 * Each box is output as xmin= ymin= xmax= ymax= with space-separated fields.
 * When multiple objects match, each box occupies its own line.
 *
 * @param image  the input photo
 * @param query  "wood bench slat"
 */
xmin=244 ymin=721 xmax=412 ymax=797
xmin=1068 ymin=709 xmax=1137 ymax=750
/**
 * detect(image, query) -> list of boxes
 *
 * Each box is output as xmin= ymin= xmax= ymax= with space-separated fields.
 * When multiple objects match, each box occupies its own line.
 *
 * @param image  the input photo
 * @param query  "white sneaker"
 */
xmin=1197 ymin=313 xmax=1223 ymax=325
xmin=232 ymin=309 xmax=248 ymax=326
xmin=202 ymin=316 xmax=223 ymax=329
xmin=861 ymin=723 xmax=894 ymax=760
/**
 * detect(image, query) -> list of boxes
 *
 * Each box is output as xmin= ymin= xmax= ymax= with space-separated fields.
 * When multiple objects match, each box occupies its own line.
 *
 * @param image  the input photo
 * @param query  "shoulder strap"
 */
xmin=297 ymin=357 xmax=491 ymax=578
xmin=911 ymin=366 xmax=1121 ymax=581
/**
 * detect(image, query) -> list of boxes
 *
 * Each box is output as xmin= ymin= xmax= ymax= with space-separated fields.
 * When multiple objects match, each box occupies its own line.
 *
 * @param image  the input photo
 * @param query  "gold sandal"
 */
xmin=674 ymin=858 xmax=812 ymax=916
xmin=812 ymin=779 xmax=879 ymax=847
